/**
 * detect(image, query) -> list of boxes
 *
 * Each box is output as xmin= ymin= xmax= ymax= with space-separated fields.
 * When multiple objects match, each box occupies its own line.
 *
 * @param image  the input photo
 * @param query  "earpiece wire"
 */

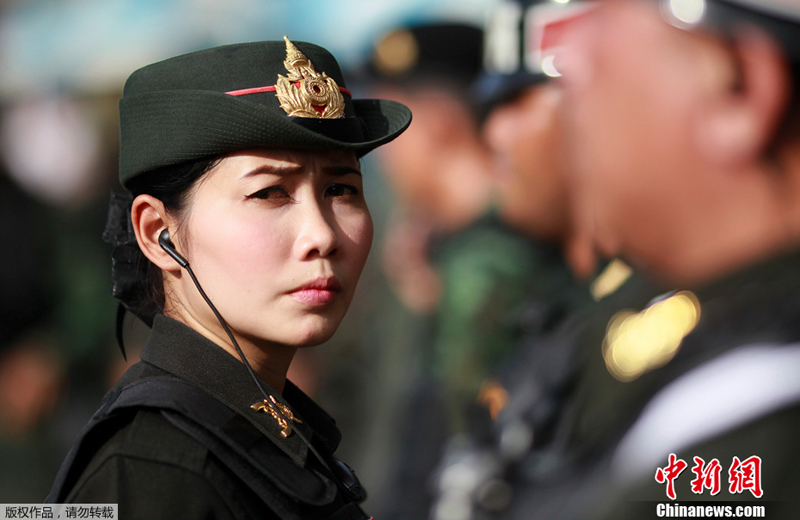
xmin=182 ymin=263 xmax=342 ymax=484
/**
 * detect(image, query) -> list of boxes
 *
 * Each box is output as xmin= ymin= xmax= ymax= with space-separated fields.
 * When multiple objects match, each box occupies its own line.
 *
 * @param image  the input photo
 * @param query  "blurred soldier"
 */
xmin=470 ymin=0 xmax=620 ymax=423
xmin=371 ymin=23 xmax=555 ymax=436
xmin=478 ymin=0 xmax=594 ymax=280
xmin=491 ymin=0 xmax=800 ymax=518
xmin=369 ymin=22 xmax=569 ymax=519
xmin=425 ymin=2 xmax=641 ymax=518
xmin=372 ymin=24 xmax=491 ymax=316
xmin=473 ymin=0 xmax=608 ymax=420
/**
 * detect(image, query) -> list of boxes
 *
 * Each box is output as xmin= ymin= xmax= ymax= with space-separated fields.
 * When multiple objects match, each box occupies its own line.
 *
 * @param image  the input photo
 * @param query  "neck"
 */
xmin=230 ymin=333 xmax=296 ymax=394
xmin=564 ymin=227 xmax=598 ymax=280
xmin=642 ymin=148 xmax=800 ymax=287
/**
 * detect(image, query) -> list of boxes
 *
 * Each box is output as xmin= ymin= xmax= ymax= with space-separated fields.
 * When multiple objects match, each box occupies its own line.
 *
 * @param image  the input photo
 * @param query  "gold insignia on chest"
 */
xmin=251 ymin=395 xmax=303 ymax=438
xmin=590 ymin=259 xmax=634 ymax=301
xmin=275 ymin=36 xmax=345 ymax=119
xmin=603 ymin=290 xmax=701 ymax=382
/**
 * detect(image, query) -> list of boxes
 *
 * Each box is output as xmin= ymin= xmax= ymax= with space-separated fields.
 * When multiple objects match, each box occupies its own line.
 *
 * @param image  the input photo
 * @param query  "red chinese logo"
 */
xmin=729 ymin=456 xmax=763 ymax=498
xmin=654 ymin=454 xmax=763 ymax=500
xmin=690 ymin=456 xmax=722 ymax=496
xmin=655 ymin=453 xmax=688 ymax=500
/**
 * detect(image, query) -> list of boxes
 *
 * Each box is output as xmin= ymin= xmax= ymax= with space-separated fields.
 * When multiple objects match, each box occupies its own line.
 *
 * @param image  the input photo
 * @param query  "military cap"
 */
xmin=665 ymin=0 xmax=800 ymax=64
xmin=473 ymin=0 xmax=592 ymax=107
xmin=369 ymin=23 xmax=483 ymax=90
xmin=119 ymin=38 xmax=412 ymax=188
xmin=718 ymin=0 xmax=800 ymax=21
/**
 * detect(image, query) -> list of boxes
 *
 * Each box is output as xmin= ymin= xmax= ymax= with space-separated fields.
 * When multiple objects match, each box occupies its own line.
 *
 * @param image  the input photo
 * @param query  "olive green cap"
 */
xmin=119 ymin=39 xmax=412 ymax=188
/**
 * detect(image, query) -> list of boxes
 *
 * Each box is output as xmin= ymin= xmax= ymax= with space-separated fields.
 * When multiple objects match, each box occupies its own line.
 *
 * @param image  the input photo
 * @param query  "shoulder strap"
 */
xmin=611 ymin=342 xmax=800 ymax=484
xmin=46 ymin=378 xmax=132 ymax=504
xmin=48 ymin=377 xmax=367 ymax=520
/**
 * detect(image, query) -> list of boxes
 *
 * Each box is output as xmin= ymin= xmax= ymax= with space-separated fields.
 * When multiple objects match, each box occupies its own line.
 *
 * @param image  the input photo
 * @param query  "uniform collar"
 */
xmin=139 ymin=314 xmax=342 ymax=466
xmin=691 ymin=246 xmax=800 ymax=300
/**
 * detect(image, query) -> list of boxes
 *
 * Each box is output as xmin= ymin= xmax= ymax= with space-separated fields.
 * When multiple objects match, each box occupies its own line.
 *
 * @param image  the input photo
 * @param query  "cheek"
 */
xmin=519 ymin=111 xmax=559 ymax=172
xmin=188 ymin=204 xmax=290 ymax=282
xmin=338 ymin=206 xmax=373 ymax=270
xmin=237 ymin=218 xmax=288 ymax=270
xmin=379 ymin=131 xmax=437 ymax=204
xmin=569 ymin=16 xmax=683 ymax=189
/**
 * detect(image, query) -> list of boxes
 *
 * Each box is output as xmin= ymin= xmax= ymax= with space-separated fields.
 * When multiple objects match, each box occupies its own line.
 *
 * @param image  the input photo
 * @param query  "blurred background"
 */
xmin=0 ymin=0 xmax=499 ymax=516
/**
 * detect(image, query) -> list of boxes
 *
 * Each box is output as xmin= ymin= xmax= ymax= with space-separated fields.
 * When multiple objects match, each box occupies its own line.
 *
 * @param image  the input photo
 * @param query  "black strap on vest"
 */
xmin=47 ymin=377 xmax=368 ymax=520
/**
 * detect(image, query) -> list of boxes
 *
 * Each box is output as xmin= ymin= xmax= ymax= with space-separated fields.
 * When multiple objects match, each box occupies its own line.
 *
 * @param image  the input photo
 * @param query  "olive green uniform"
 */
xmin=500 ymin=250 xmax=800 ymax=519
xmin=48 ymin=315 xmax=369 ymax=520
xmin=383 ymin=213 xmax=591 ymax=520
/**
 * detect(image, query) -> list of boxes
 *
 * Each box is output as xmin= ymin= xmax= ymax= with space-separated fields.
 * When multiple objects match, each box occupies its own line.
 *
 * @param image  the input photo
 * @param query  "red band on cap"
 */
xmin=225 ymin=85 xmax=278 ymax=96
xmin=225 ymin=85 xmax=352 ymax=97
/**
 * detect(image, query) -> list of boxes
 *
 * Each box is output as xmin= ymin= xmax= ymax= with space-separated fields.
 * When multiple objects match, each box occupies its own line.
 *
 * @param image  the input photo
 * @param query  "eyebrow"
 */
xmin=243 ymin=164 xmax=362 ymax=178
xmin=324 ymin=166 xmax=362 ymax=177
xmin=243 ymin=164 xmax=303 ymax=178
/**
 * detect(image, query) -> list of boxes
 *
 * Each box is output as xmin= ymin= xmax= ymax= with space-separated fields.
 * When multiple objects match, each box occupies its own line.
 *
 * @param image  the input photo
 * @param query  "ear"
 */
xmin=131 ymin=194 xmax=183 ymax=272
xmin=694 ymin=27 xmax=791 ymax=166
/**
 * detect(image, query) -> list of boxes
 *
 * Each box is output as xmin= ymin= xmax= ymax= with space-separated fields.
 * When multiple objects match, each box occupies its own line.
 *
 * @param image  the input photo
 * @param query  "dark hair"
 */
xmin=121 ymin=156 xmax=221 ymax=323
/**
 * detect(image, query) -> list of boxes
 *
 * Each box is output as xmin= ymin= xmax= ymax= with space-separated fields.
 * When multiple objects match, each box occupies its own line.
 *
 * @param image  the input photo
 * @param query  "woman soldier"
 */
xmin=47 ymin=38 xmax=410 ymax=520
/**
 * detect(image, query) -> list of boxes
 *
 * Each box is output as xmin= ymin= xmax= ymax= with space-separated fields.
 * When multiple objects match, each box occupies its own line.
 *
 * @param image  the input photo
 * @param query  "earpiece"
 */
xmin=158 ymin=229 xmax=189 ymax=268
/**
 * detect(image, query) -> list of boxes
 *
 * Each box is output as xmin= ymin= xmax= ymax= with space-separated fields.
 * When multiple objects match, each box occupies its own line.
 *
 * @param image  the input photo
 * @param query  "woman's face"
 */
xmin=168 ymin=148 xmax=372 ymax=349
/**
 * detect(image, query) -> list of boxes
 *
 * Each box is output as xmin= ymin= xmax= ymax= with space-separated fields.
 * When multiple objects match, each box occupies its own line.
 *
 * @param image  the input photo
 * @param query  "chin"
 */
xmin=288 ymin=330 xmax=336 ymax=348
xmin=282 ymin=315 xmax=341 ymax=347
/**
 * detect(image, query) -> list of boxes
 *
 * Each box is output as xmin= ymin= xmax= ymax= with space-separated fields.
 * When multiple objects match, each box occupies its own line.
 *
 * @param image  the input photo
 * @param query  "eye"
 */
xmin=326 ymin=183 xmax=360 ymax=197
xmin=246 ymin=186 xmax=291 ymax=200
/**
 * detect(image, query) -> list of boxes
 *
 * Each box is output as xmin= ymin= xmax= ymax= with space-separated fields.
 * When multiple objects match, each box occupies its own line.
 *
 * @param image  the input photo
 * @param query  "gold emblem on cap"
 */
xmin=251 ymin=395 xmax=303 ymax=438
xmin=374 ymin=29 xmax=419 ymax=76
xmin=275 ymin=36 xmax=345 ymax=119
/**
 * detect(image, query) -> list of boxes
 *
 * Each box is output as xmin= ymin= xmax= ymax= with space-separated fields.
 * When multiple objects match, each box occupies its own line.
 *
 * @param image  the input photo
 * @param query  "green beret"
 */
xmin=119 ymin=38 xmax=412 ymax=188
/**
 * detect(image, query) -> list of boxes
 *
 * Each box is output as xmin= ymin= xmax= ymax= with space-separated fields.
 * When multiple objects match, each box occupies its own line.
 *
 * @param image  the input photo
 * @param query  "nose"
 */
xmin=554 ymin=4 xmax=602 ymax=93
xmin=293 ymin=198 xmax=339 ymax=260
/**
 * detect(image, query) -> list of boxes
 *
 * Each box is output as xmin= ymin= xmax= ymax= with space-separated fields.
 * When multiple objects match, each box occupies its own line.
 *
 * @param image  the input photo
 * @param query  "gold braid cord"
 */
xmin=251 ymin=395 xmax=303 ymax=438
xmin=275 ymin=37 xmax=345 ymax=119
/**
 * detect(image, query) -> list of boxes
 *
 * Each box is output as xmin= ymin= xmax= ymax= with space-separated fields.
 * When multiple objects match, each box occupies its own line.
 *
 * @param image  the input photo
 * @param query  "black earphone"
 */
xmin=158 ymin=229 xmax=189 ymax=268
xmin=155 ymin=228 xmax=365 ymax=501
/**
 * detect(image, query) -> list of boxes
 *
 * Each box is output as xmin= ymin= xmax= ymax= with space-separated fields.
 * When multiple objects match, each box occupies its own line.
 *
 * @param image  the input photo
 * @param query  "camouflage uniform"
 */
xmin=430 ymin=211 xmax=590 ymax=432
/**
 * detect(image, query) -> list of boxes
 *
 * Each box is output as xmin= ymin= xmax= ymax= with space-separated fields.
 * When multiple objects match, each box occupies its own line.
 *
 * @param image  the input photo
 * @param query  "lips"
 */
xmin=288 ymin=277 xmax=342 ymax=306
